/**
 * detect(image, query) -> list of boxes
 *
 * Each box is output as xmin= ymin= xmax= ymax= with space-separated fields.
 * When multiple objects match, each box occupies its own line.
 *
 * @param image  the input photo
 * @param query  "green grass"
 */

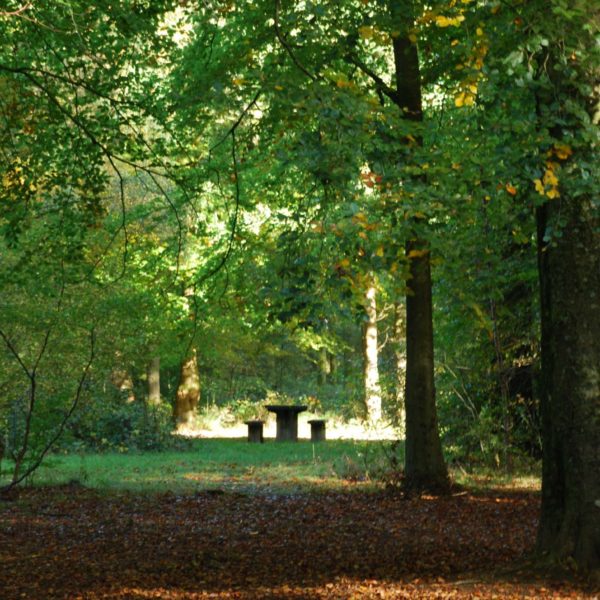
xmin=0 ymin=438 xmax=394 ymax=494
xmin=0 ymin=438 xmax=540 ymax=494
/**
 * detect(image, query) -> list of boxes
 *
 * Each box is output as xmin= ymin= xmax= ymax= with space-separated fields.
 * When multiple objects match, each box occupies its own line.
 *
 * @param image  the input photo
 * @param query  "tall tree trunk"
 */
xmin=317 ymin=346 xmax=331 ymax=385
xmin=536 ymin=199 xmax=600 ymax=571
xmin=529 ymin=4 xmax=600 ymax=570
xmin=388 ymin=0 xmax=448 ymax=492
xmin=363 ymin=281 xmax=382 ymax=422
xmin=147 ymin=357 xmax=161 ymax=406
xmin=175 ymin=348 xmax=200 ymax=429
xmin=393 ymin=302 xmax=406 ymax=436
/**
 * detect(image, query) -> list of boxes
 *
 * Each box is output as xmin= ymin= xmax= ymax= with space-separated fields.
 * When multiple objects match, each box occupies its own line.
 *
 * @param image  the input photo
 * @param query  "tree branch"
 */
xmin=345 ymin=51 xmax=398 ymax=103
xmin=274 ymin=0 xmax=318 ymax=82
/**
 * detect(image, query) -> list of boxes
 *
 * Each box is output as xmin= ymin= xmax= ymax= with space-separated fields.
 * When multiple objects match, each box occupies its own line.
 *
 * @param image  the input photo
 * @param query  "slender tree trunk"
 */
xmin=175 ymin=348 xmax=200 ymax=429
xmin=393 ymin=302 xmax=406 ymax=436
xmin=536 ymin=199 xmax=600 ymax=572
xmin=388 ymin=0 xmax=448 ymax=492
xmin=147 ymin=357 xmax=161 ymax=406
xmin=363 ymin=281 xmax=382 ymax=422
xmin=317 ymin=346 xmax=331 ymax=385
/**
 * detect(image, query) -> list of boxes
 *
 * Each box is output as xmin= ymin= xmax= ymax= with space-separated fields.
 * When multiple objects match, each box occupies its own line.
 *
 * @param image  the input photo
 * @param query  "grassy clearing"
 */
xmin=0 ymin=437 xmax=540 ymax=494
xmin=0 ymin=439 xmax=392 ymax=494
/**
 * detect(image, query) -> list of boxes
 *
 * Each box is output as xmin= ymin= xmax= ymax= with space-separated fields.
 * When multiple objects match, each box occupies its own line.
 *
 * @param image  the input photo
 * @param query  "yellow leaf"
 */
xmin=476 ymin=27 xmax=484 ymax=36
xmin=435 ymin=14 xmax=465 ymax=27
xmin=339 ymin=258 xmax=350 ymax=267
xmin=554 ymin=143 xmax=572 ymax=160
xmin=408 ymin=32 xmax=418 ymax=43
xmin=358 ymin=231 xmax=368 ymax=240
xmin=505 ymin=183 xmax=517 ymax=195
xmin=452 ymin=162 xmax=461 ymax=170
xmin=546 ymin=188 xmax=560 ymax=199
xmin=232 ymin=76 xmax=245 ymax=86
xmin=375 ymin=245 xmax=384 ymax=257
xmin=455 ymin=92 xmax=466 ymax=107
xmin=534 ymin=179 xmax=545 ymax=194
xmin=543 ymin=169 xmax=558 ymax=187
xmin=451 ymin=39 xmax=460 ymax=46
xmin=408 ymin=249 xmax=429 ymax=258
xmin=274 ymin=85 xmax=284 ymax=91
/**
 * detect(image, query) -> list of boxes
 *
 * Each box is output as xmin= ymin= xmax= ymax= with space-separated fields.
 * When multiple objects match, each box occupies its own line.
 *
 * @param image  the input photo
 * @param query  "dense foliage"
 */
xmin=0 ymin=0 xmax=598 ymax=571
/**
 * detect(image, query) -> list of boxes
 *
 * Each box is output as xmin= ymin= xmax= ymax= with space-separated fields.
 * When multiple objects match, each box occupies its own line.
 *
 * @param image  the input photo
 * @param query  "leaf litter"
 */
xmin=0 ymin=486 xmax=596 ymax=599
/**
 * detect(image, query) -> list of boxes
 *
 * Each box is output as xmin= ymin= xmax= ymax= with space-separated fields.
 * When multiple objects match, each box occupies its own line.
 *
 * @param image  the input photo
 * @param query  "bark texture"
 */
xmin=536 ymin=198 xmax=600 ymax=571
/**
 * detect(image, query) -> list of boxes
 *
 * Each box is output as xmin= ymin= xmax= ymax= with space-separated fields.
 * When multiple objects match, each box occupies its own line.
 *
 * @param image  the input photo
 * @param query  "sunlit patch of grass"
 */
xmin=0 ymin=439 xmax=387 ymax=494
xmin=0 ymin=439 xmax=541 ymax=495
xmin=450 ymin=463 xmax=541 ymax=492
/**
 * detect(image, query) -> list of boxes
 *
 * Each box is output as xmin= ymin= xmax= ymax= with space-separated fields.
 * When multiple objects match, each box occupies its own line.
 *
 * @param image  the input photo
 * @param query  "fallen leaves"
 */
xmin=0 ymin=487 xmax=595 ymax=599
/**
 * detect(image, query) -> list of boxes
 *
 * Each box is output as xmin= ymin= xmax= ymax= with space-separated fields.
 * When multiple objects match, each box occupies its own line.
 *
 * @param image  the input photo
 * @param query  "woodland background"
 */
xmin=0 ymin=0 xmax=598 ymax=589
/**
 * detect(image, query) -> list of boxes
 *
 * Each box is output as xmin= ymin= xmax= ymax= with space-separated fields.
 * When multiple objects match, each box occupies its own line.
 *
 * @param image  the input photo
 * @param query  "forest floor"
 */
xmin=1 ymin=484 xmax=597 ymax=599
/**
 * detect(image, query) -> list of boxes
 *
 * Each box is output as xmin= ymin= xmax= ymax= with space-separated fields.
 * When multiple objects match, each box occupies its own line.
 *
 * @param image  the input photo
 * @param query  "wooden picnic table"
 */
xmin=265 ymin=404 xmax=307 ymax=441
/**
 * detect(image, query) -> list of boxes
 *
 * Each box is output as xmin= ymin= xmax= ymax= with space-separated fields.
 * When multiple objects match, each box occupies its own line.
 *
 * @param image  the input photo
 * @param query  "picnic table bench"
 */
xmin=265 ymin=404 xmax=307 ymax=441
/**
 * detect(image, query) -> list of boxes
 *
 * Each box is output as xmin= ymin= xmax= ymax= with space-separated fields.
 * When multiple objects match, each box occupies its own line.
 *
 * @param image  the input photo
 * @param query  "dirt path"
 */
xmin=0 ymin=487 xmax=595 ymax=599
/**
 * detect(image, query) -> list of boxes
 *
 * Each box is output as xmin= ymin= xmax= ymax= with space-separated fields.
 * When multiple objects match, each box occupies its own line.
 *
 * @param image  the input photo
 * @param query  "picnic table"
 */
xmin=265 ymin=404 xmax=307 ymax=441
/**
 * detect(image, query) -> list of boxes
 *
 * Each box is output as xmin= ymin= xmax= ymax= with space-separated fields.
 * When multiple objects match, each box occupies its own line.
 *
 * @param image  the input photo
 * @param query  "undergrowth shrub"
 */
xmin=64 ymin=390 xmax=176 ymax=452
xmin=332 ymin=441 xmax=404 ymax=488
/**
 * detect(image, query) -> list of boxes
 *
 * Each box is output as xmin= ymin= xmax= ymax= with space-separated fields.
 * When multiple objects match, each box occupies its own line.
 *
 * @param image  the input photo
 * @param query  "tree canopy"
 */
xmin=0 ymin=0 xmax=598 ymax=573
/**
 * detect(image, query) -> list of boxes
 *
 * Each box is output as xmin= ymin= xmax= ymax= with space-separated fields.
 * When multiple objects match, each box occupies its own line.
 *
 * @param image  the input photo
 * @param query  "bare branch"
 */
xmin=210 ymin=88 xmax=262 ymax=154
xmin=1 ymin=328 xmax=96 ymax=493
xmin=274 ymin=0 xmax=318 ymax=82
xmin=345 ymin=52 xmax=398 ymax=103
xmin=0 ymin=3 xmax=32 ymax=17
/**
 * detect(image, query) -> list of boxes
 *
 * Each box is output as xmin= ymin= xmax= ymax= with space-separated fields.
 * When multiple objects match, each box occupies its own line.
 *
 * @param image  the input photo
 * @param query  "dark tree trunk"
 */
xmin=388 ymin=0 xmax=448 ymax=492
xmin=536 ymin=198 xmax=600 ymax=572
xmin=404 ymin=239 xmax=448 ymax=491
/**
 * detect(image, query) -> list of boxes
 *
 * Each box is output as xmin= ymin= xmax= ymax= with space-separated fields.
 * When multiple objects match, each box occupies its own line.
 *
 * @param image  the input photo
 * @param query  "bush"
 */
xmin=64 ymin=387 xmax=176 ymax=452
